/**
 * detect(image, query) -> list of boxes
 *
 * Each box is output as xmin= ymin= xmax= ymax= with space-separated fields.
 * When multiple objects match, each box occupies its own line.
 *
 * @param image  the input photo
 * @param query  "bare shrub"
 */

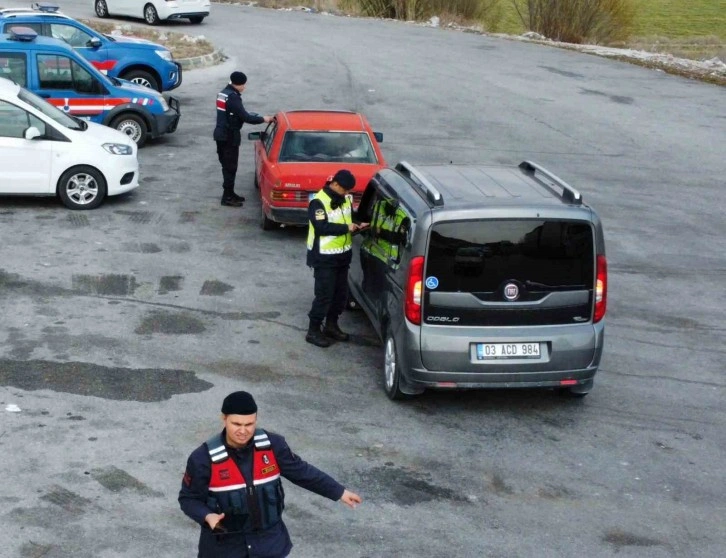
xmin=512 ymin=0 xmax=635 ymax=44
xmin=341 ymin=0 xmax=501 ymax=24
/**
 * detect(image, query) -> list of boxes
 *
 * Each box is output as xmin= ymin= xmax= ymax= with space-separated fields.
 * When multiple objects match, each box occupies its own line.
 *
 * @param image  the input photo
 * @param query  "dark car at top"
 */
xmin=0 ymin=2 xmax=181 ymax=91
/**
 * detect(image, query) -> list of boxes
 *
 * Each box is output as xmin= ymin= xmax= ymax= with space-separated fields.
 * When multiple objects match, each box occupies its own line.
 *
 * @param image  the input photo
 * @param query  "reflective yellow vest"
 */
xmin=307 ymin=189 xmax=353 ymax=255
xmin=371 ymin=201 xmax=406 ymax=261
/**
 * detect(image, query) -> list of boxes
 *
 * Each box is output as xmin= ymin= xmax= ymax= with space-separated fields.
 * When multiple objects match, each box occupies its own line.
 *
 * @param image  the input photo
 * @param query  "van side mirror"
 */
xmin=374 ymin=132 xmax=383 ymax=142
xmin=24 ymin=126 xmax=41 ymax=140
xmin=88 ymin=37 xmax=102 ymax=49
xmin=248 ymin=131 xmax=261 ymax=141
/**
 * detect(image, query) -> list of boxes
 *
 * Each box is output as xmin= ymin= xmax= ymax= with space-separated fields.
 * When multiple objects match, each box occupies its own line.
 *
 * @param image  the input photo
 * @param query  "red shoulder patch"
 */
xmin=183 ymin=471 xmax=192 ymax=487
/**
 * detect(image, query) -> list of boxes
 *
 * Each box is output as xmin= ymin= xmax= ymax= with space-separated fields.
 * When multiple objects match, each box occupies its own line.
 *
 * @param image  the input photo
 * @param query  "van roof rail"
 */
xmin=518 ymin=160 xmax=582 ymax=205
xmin=395 ymin=161 xmax=444 ymax=207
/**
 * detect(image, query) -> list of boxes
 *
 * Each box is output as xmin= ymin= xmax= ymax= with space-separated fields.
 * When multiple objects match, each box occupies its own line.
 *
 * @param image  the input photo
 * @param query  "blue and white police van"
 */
xmin=0 ymin=26 xmax=180 ymax=146
xmin=0 ymin=2 xmax=181 ymax=91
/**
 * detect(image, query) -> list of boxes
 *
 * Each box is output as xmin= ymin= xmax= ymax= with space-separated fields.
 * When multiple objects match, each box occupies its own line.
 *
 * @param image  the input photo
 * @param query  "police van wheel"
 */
xmin=383 ymin=333 xmax=408 ymax=401
xmin=57 ymin=166 xmax=107 ymax=210
xmin=261 ymin=206 xmax=276 ymax=231
xmin=94 ymin=0 xmax=109 ymax=17
xmin=122 ymin=70 xmax=160 ymax=92
xmin=111 ymin=113 xmax=147 ymax=147
xmin=144 ymin=3 xmax=160 ymax=25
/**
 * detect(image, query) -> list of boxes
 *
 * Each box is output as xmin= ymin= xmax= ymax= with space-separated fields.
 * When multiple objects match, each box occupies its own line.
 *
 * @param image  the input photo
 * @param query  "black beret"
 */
xmin=332 ymin=169 xmax=356 ymax=190
xmin=221 ymin=391 xmax=257 ymax=415
xmin=230 ymin=71 xmax=247 ymax=85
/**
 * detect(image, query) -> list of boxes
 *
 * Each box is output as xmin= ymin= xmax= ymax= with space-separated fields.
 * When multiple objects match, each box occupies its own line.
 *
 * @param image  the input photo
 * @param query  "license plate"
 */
xmin=476 ymin=342 xmax=541 ymax=360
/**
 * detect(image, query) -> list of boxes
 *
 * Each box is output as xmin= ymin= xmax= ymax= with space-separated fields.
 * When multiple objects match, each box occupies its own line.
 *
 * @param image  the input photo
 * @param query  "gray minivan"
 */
xmin=348 ymin=161 xmax=607 ymax=400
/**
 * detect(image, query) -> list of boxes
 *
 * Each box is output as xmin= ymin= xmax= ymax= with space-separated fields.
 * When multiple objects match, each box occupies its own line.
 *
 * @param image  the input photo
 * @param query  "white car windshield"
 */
xmin=18 ymin=88 xmax=84 ymax=131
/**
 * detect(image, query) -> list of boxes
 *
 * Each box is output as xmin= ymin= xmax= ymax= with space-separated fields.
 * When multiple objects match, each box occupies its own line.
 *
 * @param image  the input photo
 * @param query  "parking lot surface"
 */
xmin=1 ymin=3 xmax=725 ymax=557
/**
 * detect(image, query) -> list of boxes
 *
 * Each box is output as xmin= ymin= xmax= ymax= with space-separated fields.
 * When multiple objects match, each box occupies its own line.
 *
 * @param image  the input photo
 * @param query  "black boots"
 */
xmin=306 ymin=322 xmax=331 ymax=348
xmin=221 ymin=192 xmax=244 ymax=207
xmin=323 ymin=320 xmax=350 ymax=342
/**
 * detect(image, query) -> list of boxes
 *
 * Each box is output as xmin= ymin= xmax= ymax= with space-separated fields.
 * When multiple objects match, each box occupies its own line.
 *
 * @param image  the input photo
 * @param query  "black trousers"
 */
xmin=216 ymin=140 xmax=239 ymax=196
xmin=308 ymin=265 xmax=349 ymax=325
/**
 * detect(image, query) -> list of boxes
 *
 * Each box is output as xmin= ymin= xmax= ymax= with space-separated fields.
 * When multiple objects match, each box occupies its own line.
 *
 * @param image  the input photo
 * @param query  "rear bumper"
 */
xmin=406 ymin=365 xmax=598 ymax=390
xmin=167 ymin=11 xmax=209 ymax=20
xmin=267 ymin=206 xmax=308 ymax=226
xmin=397 ymin=320 xmax=605 ymax=393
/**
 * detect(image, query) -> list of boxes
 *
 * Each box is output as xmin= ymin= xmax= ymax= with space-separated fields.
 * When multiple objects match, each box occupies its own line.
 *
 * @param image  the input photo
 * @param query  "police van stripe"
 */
xmin=209 ymin=483 xmax=247 ymax=492
xmin=253 ymin=474 xmax=280 ymax=486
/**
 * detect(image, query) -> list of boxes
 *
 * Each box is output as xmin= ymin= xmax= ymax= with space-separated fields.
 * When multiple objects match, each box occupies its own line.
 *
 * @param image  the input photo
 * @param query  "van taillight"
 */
xmin=594 ymin=254 xmax=607 ymax=323
xmin=405 ymin=256 xmax=424 ymax=325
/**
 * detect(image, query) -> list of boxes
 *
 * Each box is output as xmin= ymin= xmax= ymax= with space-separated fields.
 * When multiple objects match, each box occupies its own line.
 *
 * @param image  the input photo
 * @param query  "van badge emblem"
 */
xmin=504 ymin=283 xmax=519 ymax=301
xmin=425 ymin=276 xmax=439 ymax=290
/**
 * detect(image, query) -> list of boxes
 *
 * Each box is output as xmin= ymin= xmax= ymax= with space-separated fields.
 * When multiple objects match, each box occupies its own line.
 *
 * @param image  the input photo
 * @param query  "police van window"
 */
xmin=263 ymin=121 xmax=276 ymax=154
xmin=50 ymin=24 xmax=94 ymax=48
xmin=0 ymin=99 xmax=45 ymax=138
xmin=0 ymin=52 xmax=27 ymax=86
xmin=37 ymin=55 xmax=100 ymax=94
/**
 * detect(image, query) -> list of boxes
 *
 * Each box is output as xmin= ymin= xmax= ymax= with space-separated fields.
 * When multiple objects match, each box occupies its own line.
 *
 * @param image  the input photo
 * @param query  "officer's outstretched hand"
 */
xmin=205 ymin=512 xmax=225 ymax=530
xmin=339 ymin=489 xmax=362 ymax=509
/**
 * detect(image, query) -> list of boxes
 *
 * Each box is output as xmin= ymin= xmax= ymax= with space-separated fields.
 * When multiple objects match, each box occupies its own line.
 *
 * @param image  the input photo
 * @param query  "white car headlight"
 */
xmin=103 ymin=143 xmax=133 ymax=155
xmin=155 ymin=49 xmax=173 ymax=61
xmin=158 ymin=96 xmax=169 ymax=111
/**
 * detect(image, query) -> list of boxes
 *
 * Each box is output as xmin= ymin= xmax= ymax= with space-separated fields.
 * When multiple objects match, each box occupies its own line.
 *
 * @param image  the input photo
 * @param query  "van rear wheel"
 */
xmin=383 ymin=333 xmax=408 ymax=400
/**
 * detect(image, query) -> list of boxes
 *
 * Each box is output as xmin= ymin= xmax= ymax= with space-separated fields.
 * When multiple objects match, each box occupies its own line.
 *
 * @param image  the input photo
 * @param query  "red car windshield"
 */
xmin=279 ymin=131 xmax=378 ymax=164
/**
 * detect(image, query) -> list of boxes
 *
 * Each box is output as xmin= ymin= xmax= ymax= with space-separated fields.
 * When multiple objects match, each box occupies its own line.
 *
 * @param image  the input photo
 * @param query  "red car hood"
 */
xmin=275 ymin=162 xmax=383 ymax=193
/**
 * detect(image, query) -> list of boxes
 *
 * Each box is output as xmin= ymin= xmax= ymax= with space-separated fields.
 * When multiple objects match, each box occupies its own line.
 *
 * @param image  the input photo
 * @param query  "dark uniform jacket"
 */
xmin=213 ymin=84 xmax=265 ymax=146
xmin=306 ymin=185 xmax=354 ymax=268
xmin=179 ymin=429 xmax=345 ymax=558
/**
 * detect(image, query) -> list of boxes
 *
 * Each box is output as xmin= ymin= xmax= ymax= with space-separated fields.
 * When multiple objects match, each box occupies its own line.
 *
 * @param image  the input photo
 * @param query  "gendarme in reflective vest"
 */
xmin=307 ymin=189 xmax=353 ymax=255
xmin=205 ymin=429 xmax=285 ymax=533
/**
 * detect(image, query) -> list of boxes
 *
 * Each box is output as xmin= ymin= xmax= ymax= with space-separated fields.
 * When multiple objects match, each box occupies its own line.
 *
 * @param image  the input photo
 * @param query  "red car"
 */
xmin=248 ymin=110 xmax=386 ymax=230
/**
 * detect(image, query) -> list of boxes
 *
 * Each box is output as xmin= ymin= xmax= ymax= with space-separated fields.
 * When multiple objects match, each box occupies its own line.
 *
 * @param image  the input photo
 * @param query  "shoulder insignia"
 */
xmin=315 ymin=209 xmax=326 ymax=221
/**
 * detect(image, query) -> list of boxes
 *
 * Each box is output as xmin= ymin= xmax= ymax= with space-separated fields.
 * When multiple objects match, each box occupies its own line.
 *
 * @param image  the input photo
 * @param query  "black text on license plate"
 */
xmin=476 ymin=342 xmax=541 ymax=360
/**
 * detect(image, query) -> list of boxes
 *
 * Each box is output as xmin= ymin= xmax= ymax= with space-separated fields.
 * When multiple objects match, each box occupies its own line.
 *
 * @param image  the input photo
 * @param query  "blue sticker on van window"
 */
xmin=425 ymin=276 xmax=439 ymax=290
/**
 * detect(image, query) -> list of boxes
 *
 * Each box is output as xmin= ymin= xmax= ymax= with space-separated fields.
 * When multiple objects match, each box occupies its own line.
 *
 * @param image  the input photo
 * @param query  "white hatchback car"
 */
xmin=0 ymin=77 xmax=139 ymax=210
xmin=94 ymin=0 xmax=211 ymax=25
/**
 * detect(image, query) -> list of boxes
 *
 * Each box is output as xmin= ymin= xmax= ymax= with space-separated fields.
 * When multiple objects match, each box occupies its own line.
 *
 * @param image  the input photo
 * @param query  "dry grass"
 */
xmin=79 ymin=18 xmax=215 ymax=59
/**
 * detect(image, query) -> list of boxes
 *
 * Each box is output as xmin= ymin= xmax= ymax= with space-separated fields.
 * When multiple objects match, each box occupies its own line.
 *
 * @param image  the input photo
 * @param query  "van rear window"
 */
xmin=424 ymin=219 xmax=595 ymax=326
xmin=427 ymin=220 xmax=594 ymax=294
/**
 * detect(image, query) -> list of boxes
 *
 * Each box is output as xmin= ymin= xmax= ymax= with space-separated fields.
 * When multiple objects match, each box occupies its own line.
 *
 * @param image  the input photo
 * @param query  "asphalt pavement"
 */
xmin=0 ymin=3 xmax=724 ymax=558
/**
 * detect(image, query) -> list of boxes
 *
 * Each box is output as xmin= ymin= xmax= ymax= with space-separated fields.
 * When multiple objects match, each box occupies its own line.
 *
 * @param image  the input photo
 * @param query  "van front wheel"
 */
xmin=111 ymin=113 xmax=147 ymax=147
xmin=383 ymin=334 xmax=408 ymax=400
